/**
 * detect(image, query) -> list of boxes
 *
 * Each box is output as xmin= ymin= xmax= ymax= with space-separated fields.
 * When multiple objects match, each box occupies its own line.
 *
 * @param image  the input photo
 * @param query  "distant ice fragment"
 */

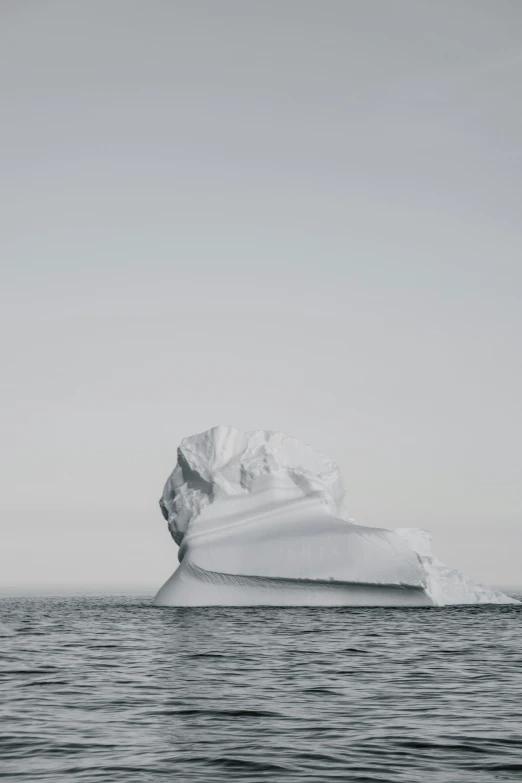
xmin=155 ymin=426 xmax=518 ymax=606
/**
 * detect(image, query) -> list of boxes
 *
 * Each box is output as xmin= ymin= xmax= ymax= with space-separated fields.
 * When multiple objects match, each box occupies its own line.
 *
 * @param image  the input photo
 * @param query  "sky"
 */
xmin=1 ymin=0 xmax=521 ymax=590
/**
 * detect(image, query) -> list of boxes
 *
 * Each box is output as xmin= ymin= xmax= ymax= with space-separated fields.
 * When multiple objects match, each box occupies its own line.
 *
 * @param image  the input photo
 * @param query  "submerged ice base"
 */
xmin=155 ymin=426 xmax=517 ymax=607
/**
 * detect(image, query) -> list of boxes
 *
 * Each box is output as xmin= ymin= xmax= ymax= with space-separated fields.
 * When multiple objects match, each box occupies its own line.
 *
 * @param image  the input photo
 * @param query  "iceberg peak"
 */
xmin=159 ymin=425 xmax=345 ymax=545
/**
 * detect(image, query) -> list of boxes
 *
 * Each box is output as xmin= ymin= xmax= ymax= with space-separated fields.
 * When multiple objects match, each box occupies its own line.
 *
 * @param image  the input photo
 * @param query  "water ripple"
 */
xmin=0 ymin=595 xmax=521 ymax=782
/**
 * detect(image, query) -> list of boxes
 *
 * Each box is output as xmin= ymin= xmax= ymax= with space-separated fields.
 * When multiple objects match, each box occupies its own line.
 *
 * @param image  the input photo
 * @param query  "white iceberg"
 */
xmin=154 ymin=426 xmax=517 ymax=606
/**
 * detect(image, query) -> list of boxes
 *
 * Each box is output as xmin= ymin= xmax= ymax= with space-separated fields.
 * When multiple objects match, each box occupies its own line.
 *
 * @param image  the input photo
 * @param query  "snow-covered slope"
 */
xmin=154 ymin=426 xmax=518 ymax=606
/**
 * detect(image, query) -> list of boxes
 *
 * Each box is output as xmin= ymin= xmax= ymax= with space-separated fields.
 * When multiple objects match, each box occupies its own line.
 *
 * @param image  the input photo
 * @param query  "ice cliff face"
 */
xmin=159 ymin=426 xmax=345 ymax=545
xmin=155 ymin=426 xmax=518 ymax=607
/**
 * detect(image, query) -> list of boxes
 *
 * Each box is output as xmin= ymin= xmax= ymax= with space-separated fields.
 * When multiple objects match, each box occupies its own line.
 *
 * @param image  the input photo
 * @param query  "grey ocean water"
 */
xmin=1 ymin=596 xmax=522 ymax=783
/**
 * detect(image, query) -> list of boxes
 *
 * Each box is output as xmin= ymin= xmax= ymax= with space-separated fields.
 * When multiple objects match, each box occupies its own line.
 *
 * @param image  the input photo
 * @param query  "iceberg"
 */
xmin=154 ymin=426 xmax=517 ymax=606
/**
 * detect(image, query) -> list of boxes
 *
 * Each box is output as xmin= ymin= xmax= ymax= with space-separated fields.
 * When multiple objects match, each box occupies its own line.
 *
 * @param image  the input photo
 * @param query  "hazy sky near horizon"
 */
xmin=1 ymin=1 xmax=521 ymax=589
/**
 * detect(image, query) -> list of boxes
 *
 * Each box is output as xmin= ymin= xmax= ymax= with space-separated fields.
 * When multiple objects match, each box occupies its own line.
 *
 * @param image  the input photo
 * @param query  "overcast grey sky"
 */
xmin=1 ymin=1 xmax=521 ymax=590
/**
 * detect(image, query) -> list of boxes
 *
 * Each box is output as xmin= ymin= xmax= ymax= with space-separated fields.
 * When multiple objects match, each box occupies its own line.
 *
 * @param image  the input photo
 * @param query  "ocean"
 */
xmin=1 ymin=594 xmax=521 ymax=782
